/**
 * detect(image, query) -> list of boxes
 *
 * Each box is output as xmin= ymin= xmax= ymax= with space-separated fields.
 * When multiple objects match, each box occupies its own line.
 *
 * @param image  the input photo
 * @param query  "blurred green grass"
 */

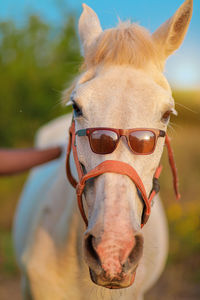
xmin=0 ymin=230 xmax=19 ymax=277
xmin=0 ymin=174 xmax=27 ymax=277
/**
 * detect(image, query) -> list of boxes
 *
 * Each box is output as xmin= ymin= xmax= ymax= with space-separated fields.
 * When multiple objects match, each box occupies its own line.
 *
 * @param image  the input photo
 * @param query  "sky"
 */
xmin=0 ymin=0 xmax=199 ymax=89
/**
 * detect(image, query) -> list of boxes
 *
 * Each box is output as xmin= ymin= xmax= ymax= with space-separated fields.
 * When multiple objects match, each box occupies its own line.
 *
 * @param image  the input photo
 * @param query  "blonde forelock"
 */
xmin=83 ymin=22 xmax=162 ymax=71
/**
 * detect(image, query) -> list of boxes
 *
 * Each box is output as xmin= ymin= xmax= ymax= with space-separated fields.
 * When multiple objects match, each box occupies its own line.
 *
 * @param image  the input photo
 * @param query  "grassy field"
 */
xmin=0 ymin=90 xmax=200 ymax=299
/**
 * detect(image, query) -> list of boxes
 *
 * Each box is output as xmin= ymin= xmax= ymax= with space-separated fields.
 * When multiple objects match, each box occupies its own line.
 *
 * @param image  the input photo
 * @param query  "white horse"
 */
xmin=13 ymin=1 xmax=193 ymax=299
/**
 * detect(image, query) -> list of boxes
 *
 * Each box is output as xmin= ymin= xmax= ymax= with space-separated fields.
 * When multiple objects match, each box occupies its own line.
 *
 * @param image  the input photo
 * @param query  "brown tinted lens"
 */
xmin=89 ymin=130 xmax=118 ymax=154
xmin=129 ymin=130 xmax=155 ymax=154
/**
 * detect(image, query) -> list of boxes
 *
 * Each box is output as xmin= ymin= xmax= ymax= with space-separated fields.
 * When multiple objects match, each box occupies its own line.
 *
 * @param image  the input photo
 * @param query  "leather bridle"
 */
xmin=0 ymin=117 xmax=180 ymax=227
xmin=66 ymin=119 xmax=180 ymax=228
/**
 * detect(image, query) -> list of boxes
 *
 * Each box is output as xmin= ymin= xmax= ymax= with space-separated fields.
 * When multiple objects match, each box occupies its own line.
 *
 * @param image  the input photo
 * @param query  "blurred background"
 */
xmin=0 ymin=1 xmax=199 ymax=299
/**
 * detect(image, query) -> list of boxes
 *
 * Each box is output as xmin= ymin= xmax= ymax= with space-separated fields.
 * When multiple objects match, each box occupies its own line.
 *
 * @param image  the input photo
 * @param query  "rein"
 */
xmin=66 ymin=120 xmax=180 ymax=228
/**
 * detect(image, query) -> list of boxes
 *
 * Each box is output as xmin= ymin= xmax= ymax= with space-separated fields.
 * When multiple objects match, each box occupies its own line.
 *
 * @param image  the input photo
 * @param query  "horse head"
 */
xmin=65 ymin=0 xmax=193 ymax=289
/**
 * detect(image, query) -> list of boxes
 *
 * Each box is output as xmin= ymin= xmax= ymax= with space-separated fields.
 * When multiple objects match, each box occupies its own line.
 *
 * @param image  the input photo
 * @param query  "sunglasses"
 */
xmin=76 ymin=127 xmax=166 ymax=155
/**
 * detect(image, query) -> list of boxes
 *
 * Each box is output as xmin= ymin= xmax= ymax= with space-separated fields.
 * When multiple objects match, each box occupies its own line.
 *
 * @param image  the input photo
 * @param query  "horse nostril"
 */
xmin=84 ymin=234 xmax=102 ymax=274
xmin=85 ymin=235 xmax=100 ymax=263
xmin=127 ymin=234 xmax=144 ymax=265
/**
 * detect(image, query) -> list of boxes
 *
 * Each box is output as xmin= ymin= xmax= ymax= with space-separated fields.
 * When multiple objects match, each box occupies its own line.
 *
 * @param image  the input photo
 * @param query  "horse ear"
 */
xmin=152 ymin=0 xmax=193 ymax=60
xmin=78 ymin=4 xmax=102 ymax=56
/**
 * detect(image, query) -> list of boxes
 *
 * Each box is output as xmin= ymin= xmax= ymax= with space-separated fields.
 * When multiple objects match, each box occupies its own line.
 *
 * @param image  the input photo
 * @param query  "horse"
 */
xmin=13 ymin=1 xmax=193 ymax=299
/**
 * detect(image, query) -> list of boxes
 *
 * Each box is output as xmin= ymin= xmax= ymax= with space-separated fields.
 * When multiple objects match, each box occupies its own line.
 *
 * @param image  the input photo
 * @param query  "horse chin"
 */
xmin=89 ymin=268 xmax=137 ymax=289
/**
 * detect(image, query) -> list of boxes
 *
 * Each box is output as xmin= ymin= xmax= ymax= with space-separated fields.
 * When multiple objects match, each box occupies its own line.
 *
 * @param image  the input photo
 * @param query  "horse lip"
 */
xmin=89 ymin=268 xmax=137 ymax=289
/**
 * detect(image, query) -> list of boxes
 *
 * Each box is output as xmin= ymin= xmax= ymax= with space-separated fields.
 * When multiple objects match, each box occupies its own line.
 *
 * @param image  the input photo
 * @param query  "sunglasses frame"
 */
xmin=76 ymin=127 xmax=166 ymax=155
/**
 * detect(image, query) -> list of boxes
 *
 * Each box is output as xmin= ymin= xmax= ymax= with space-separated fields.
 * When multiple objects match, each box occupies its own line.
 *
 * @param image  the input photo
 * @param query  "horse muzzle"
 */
xmin=89 ymin=267 xmax=137 ymax=289
xmin=84 ymin=232 xmax=143 ymax=289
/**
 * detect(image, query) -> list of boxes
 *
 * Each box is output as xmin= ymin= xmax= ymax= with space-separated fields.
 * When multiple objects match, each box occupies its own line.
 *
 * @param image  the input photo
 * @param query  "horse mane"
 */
xmin=83 ymin=21 xmax=162 ymax=71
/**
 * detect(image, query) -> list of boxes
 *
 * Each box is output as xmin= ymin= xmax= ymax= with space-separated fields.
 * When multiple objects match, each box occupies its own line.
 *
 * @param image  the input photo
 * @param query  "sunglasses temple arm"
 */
xmin=76 ymin=129 xmax=87 ymax=137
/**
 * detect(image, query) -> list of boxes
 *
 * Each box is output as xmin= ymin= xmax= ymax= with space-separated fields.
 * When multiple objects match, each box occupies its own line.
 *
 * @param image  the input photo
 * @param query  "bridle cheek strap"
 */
xmin=66 ymin=121 xmax=180 ymax=228
xmin=165 ymin=135 xmax=181 ymax=200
